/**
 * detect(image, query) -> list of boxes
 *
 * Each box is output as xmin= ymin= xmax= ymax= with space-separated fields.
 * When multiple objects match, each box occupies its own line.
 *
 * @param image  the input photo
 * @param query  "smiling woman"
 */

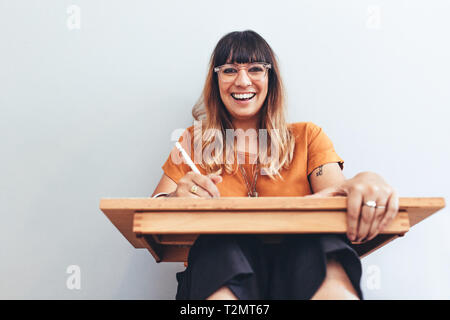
xmin=151 ymin=30 xmax=400 ymax=301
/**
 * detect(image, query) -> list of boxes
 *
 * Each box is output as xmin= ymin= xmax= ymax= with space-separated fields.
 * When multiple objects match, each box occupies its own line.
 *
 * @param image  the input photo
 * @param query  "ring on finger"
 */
xmin=190 ymin=184 xmax=199 ymax=195
xmin=363 ymin=200 xmax=377 ymax=208
xmin=366 ymin=202 xmax=388 ymax=240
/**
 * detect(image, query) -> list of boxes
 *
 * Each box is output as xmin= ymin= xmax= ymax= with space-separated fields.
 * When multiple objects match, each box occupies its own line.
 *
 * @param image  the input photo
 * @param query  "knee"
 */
xmin=311 ymin=280 xmax=360 ymax=300
xmin=311 ymin=257 xmax=360 ymax=300
xmin=206 ymin=286 xmax=239 ymax=300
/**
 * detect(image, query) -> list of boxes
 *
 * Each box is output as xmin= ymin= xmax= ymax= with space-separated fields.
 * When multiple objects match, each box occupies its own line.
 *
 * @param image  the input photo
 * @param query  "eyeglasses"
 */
xmin=214 ymin=62 xmax=271 ymax=83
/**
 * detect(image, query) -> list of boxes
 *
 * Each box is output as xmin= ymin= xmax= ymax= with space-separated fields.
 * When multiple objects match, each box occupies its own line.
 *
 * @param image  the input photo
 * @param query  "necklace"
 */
xmin=239 ymin=160 xmax=259 ymax=197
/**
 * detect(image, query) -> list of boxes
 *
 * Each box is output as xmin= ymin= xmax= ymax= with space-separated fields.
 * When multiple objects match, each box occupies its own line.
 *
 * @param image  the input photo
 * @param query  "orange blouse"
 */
xmin=161 ymin=122 xmax=344 ymax=197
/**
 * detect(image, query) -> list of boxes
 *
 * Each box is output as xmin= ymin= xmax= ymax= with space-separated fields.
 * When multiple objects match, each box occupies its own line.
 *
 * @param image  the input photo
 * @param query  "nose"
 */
xmin=234 ymin=69 xmax=252 ymax=87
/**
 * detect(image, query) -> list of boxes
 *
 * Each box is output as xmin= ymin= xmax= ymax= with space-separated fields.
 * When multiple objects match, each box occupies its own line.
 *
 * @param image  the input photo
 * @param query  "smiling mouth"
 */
xmin=231 ymin=93 xmax=256 ymax=101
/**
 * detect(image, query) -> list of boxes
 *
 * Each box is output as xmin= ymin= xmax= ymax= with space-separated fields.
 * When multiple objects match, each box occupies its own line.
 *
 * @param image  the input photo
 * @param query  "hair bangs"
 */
xmin=214 ymin=31 xmax=272 ymax=67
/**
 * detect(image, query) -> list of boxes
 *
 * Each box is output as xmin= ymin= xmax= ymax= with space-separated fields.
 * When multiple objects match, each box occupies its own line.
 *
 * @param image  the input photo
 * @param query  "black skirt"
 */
xmin=175 ymin=234 xmax=363 ymax=300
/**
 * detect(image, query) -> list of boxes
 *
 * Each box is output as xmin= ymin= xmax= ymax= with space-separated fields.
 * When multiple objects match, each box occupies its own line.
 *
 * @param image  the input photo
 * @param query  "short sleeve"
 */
xmin=161 ymin=127 xmax=194 ymax=184
xmin=307 ymin=123 xmax=344 ymax=176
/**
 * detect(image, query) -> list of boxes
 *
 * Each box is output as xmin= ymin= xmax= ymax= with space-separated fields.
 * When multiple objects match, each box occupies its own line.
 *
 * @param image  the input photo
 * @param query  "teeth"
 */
xmin=232 ymin=93 xmax=256 ymax=100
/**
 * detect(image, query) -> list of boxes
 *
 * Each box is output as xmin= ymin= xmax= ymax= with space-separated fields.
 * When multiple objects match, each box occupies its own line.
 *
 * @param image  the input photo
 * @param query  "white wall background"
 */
xmin=1 ymin=0 xmax=449 ymax=299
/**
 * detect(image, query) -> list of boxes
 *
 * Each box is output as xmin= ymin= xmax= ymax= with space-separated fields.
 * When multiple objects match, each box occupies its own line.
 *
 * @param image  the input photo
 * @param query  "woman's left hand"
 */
xmin=306 ymin=172 xmax=399 ymax=243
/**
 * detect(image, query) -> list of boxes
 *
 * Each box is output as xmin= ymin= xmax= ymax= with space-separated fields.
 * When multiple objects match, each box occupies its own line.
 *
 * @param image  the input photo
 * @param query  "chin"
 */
xmin=233 ymin=111 xmax=260 ymax=120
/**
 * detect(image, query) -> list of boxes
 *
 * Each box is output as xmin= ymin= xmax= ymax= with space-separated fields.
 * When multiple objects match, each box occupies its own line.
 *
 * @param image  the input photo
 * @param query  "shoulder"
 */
xmin=186 ymin=124 xmax=195 ymax=135
xmin=288 ymin=121 xmax=320 ymax=131
xmin=288 ymin=122 xmax=321 ymax=140
xmin=176 ymin=124 xmax=196 ymax=143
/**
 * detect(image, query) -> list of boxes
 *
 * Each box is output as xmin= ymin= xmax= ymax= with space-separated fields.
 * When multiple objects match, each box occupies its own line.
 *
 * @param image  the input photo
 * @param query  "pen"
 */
xmin=175 ymin=142 xmax=201 ymax=174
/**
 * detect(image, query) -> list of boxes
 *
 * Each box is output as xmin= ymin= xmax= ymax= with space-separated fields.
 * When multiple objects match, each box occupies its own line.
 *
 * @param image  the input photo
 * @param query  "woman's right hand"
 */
xmin=170 ymin=171 xmax=222 ymax=198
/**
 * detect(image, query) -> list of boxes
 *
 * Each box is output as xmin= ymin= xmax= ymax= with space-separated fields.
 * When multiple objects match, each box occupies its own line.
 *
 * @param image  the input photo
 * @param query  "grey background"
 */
xmin=1 ymin=0 xmax=449 ymax=299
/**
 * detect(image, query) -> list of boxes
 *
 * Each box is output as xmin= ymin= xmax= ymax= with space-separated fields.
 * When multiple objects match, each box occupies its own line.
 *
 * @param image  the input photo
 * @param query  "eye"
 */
xmin=223 ymin=67 xmax=237 ymax=74
xmin=249 ymin=66 xmax=264 ymax=73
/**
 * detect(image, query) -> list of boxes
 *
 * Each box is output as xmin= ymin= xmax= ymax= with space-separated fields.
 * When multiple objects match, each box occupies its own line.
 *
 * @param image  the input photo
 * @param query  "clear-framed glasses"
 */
xmin=214 ymin=62 xmax=271 ymax=83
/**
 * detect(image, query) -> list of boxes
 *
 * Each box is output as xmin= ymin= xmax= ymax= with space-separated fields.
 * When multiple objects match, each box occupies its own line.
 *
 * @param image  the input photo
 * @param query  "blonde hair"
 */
xmin=191 ymin=30 xmax=295 ymax=180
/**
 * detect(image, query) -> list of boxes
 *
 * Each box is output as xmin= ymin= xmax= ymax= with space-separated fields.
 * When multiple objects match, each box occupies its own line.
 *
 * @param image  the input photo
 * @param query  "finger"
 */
xmin=187 ymin=182 xmax=211 ymax=198
xmin=366 ymin=198 xmax=389 ymax=241
xmin=378 ymin=190 xmax=400 ymax=231
xmin=191 ymin=173 xmax=221 ymax=198
xmin=346 ymin=192 xmax=363 ymax=242
xmin=174 ymin=184 xmax=202 ymax=198
xmin=356 ymin=199 xmax=376 ymax=242
xmin=178 ymin=173 xmax=212 ymax=198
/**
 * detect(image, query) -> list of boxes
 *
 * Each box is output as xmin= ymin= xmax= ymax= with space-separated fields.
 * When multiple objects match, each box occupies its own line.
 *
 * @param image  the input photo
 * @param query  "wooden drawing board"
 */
xmin=99 ymin=197 xmax=445 ymax=262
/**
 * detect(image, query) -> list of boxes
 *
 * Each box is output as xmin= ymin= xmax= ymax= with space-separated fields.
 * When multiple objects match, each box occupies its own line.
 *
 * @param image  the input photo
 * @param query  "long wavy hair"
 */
xmin=191 ymin=30 xmax=295 ymax=180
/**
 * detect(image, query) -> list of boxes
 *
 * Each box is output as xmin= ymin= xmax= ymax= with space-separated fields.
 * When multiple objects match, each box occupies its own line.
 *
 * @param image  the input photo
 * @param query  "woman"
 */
xmin=151 ymin=30 xmax=399 ymax=300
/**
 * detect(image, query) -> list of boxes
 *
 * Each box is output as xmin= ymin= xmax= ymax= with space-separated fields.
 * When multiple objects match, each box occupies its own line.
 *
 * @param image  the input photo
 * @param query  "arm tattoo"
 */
xmin=315 ymin=165 xmax=323 ymax=177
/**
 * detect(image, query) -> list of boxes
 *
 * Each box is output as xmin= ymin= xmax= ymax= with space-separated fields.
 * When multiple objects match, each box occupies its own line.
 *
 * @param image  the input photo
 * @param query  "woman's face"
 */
xmin=218 ymin=62 xmax=269 ymax=124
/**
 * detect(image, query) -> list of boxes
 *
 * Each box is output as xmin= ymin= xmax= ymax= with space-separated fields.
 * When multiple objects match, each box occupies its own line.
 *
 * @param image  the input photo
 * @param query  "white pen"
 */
xmin=175 ymin=142 xmax=201 ymax=174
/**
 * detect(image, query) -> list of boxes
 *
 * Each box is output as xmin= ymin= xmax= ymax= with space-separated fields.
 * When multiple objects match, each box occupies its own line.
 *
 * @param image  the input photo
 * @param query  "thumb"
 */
xmin=208 ymin=174 xmax=223 ymax=184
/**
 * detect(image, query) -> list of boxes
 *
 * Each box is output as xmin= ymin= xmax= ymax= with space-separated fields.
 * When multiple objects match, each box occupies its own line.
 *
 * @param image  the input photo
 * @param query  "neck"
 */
xmin=232 ymin=117 xmax=261 ymax=155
